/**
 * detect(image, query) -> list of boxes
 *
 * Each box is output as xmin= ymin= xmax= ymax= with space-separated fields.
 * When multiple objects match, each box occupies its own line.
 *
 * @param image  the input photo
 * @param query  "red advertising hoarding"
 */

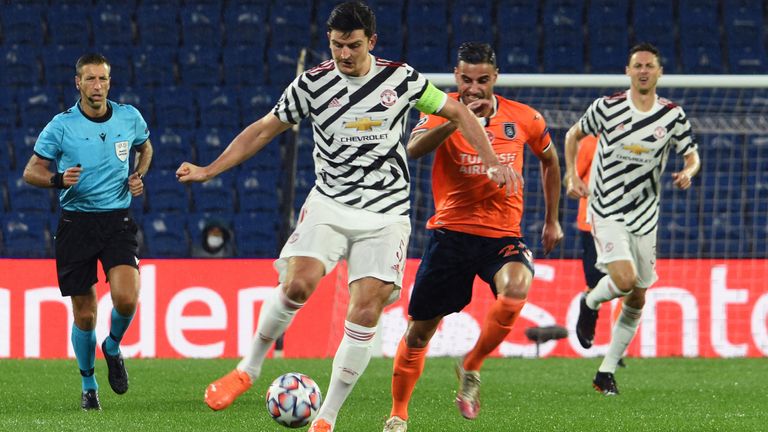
xmin=0 ymin=259 xmax=765 ymax=359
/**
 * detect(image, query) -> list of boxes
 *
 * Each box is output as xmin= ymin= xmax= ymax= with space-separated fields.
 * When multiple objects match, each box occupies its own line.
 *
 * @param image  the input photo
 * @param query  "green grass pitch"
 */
xmin=1 ymin=357 xmax=766 ymax=431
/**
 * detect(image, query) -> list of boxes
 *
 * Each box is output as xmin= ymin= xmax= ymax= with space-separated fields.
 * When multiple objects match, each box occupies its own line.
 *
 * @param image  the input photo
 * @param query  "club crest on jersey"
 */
xmin=654 ymin=126 xmax=667 ymax=139
xmin=380 ymin=89 xmax=398 ymax=107
xmin=503 ymin=122 xmax=517 ymax=139
xmin=114 ymin=141 xmax=129 ymax=162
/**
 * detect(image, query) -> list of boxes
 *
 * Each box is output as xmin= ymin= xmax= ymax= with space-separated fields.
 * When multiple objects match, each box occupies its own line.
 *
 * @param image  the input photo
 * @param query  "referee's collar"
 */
xmin=77 ymin=99 xmax=113 ymax=123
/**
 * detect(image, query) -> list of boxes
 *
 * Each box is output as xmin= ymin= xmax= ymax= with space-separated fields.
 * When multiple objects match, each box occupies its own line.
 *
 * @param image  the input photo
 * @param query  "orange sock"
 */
xmin=463 ymin=296 xmax=526 ymax=371
xmin=390 ymin=338 xmax=427 ymax=420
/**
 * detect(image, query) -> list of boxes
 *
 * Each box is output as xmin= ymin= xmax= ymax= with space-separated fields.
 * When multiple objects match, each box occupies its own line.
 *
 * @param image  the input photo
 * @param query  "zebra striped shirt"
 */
xmin=272 ymin=55 xmax=432 ymax=216
xmin=580 ymin=90 xmax=698 ymax=235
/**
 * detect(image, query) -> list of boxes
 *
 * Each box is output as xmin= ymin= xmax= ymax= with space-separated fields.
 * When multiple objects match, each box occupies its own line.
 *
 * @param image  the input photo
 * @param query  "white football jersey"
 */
xmin=273 ymin=55 xmax=432 ymax=216
xmin=580 ymin=90 xmax=698 ymax=235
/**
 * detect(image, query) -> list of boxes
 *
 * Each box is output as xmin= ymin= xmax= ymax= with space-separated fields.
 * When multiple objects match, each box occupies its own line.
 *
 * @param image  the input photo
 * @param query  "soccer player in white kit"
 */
xmin=176 ymin=2 xmax=520 ymax=430
xmin=564 ymin=42 xmax=701 ymax=395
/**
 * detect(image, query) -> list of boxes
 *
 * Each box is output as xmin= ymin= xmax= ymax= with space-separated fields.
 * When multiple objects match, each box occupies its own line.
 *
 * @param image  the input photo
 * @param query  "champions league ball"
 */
xmin=266 ymin=372 xmax=323 ymax=428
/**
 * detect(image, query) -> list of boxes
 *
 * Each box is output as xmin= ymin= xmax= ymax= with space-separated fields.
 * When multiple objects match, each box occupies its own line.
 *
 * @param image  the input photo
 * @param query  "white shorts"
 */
xmin=274 ymin=190 xmax=410 ymax=289
xmin=590 ymin=214 xmax=658 ymax=288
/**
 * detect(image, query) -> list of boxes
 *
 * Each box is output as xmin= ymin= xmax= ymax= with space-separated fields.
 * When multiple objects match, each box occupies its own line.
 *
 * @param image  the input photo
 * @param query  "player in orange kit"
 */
xmin=383 ymin=42 xmax=563 ymax=432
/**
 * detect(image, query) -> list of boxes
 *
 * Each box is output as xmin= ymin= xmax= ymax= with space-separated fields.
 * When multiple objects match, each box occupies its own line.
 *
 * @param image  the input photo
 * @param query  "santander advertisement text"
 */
xmin=0 ymin=259 xmax=765 ymax=359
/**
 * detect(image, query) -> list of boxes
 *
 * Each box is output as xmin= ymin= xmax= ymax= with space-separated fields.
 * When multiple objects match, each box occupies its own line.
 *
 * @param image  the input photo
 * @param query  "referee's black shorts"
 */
xmin=54 ymin=209 xmax=139 ymax=297
xmin=408 ymin=228 xmax=535 ymax=321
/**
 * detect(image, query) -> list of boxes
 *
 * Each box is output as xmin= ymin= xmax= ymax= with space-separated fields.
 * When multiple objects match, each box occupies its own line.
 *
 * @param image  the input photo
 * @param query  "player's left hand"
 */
xmin=541 ymin=221 xmax=563 ymax=255
xmin=487 ymin=164 xmax=524 ymax=196
xmin=672 ymin=171 xmax=692 ymax=190
xmin=128 ymin=172 xmax=143 ymax=196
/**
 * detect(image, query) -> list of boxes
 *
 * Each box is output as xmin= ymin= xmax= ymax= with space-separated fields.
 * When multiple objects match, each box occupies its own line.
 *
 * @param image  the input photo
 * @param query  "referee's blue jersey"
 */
xmin=34 ymin=100 xmax=150 ymax=212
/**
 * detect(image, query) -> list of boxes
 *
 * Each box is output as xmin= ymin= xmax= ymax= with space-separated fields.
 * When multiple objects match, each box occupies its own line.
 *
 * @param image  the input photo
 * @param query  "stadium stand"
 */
xmin=0 ymin=0 xmax=766 ymax=260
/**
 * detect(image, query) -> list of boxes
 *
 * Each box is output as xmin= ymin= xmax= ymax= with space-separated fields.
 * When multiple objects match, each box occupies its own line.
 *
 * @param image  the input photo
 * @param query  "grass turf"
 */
xmin=0 ymin=357 xmax=766 ymax=431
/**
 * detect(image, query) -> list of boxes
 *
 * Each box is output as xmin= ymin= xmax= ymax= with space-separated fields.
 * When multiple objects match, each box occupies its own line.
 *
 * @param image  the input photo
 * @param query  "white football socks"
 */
xmin=599 ymin=304 xmax=643 ymax=374
xmin=238 ymin=286 xmax=303 ymax=380
xmin=586 ymin=275 xmax=628 ymax=310
xmin=315 ymin=320 xmax=376 ymax=426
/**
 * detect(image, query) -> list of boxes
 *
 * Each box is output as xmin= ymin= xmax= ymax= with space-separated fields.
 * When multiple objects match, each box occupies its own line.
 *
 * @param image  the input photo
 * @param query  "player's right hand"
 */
xmin=566 ymin=175 xmax=589 ymax=199
xmin=176 ymin=162 xmax=210 ymax=183
xmin=487 ymin=164 xmax=524 ymax=196
xmin=63 ymin=164 xmax=83 ymax=187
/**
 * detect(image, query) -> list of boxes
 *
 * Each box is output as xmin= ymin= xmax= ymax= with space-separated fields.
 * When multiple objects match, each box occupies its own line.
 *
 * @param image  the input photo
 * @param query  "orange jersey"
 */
xmin=576 ymin=134 xmax=598 ymax=231
xmin=413 ymin=93 xmax=552 ymax=237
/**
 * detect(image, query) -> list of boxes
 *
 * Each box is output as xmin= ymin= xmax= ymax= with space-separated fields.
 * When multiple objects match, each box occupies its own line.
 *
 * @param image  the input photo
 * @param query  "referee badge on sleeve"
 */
xmin=114 ymin=141 xmax=129 ymax=161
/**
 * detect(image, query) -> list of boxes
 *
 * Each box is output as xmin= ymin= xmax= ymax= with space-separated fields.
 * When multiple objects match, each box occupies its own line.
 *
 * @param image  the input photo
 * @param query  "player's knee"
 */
xmin=498 ymin=276 xmax=531 ymax=299
xmin=624 ymin=289 xmax=646 ymax=310
xmin=348 ymin=305 xmax=380 ymax=328
xmin=282 ymin=278 xmax=315 ymax=303
xmin=611 ymin=272 xmax=637 ymax=293
xmin=404 ymin=328 xmax=431 ymax=349
xmin=73 ymin=310 xmax=96 ymax=329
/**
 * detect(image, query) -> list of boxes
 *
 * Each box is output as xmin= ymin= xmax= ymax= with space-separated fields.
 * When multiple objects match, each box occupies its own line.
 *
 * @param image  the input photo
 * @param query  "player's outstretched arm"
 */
xmin=176 ymin=113 xmax=291 ymax=183
xmin=564 ymin=122 xmax=589 ymax=199
xmin=437 ymin=97 xmax=522 ymax=195
xmin=672 ymin=150 xmax=700 ymax=190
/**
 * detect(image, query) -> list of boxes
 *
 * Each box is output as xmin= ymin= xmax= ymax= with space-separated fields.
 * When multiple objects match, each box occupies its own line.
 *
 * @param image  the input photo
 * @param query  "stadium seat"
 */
xmin=270 ymin=5 xmax=312 ymax=50
xmin=153 ymin=87 xmax=197 ymax=130
xmin=181 ymin=5 xmax=222 ymax=47
xmin=497 ymin=43 xmax=538 ymax=73
xmin=144 ymin=170 xmax=191 ymax=213
xmin=197 ymin=87 xmax=241 ymax=129
xmin=113 ymin=86 xmax=152 ymax=120
xmin=179 ymin=46 xmax=222 ymax=88
xmin=237 ymin=170 xmax=280 ymax=213
xmin=223 ymin=46 xmax=267 ymax=87
xmin=0 ymin=89 xmax=18 ymax=130
xmin=728 ymin=43 xmax=768 ymax=74
xmin=224 ymin=4 xmax=269 ymax=47
xmin=142 ymin=213 xmax=189 ymax=257
xmin=1 ymin=213 xmax=51 ymax=258
xmin=240 ymin=86 xmax=282 ymax=124
xmin=194 ymin=128 xmax=238 ymax=166
xmin=0 ymin=5 xmax=45 ymax=46
xmin=191 ymin=172 xmax=236 ymax=213
xmin=233 ymin=212 xmax=279 ymax=257
xmin=92 ymin=4 xmax=135 ymax=47
xmin=136 ymin=3 xmax=180 ymax=47
xmin=7 ymin=173 xmax=53 ymax=214
xmin=452 ymin=5 xmax=494 ymax=49
xmin=631 ymin=0 xmax=673 ymax=45
xmin=1 ymin=48 xmax=41 ymax=88
xmin=267 ymin=47 xmax=303 ymax=87
xmin=406 ymin=45 xmax=448 ymax=74
xmin=152 ymin=128 xmax=194 ymax=171
xmin=133 ymin=46 xmax=177 ymax=88
xmin=47 ymin=5 xmax=92 ymax=47
xmin=18 ymin=87 xmax=61 ymax=131
xmin=41 ymin=46 xmax=82 ymax=88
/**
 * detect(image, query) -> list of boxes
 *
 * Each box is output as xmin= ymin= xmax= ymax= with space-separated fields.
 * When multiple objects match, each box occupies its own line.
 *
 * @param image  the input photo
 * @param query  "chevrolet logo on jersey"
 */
xmin=623 ymin=143 xmax=651 ymax=155
xmin=345 ymin=117 xmax=383 ymax=131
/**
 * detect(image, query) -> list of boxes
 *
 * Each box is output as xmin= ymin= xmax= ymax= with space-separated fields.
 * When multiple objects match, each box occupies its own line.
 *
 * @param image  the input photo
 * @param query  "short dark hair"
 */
xmin=457 ymin=42 xmax=497 ymax=67
xmin=327 ymin=1 xmax=376 ymax=38
xmin=76 ymin=53 xmax=110 ymax=76
xmin=628 ymin=42 xmax=661 ymax=66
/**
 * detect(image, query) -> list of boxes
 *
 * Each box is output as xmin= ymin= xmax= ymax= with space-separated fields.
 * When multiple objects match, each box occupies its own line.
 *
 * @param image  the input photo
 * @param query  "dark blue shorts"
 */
xmin=55 ymin=209 xmax=139 ymax=297
xmin=580 ymin=230 xmax=605 ymax=289
xmin=408 ymin=228 xmax=535 ymax=321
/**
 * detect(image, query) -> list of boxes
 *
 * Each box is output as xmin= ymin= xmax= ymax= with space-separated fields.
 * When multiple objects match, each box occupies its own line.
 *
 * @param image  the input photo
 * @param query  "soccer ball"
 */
xmin=266 ymin=372 xmax=323 ymax=428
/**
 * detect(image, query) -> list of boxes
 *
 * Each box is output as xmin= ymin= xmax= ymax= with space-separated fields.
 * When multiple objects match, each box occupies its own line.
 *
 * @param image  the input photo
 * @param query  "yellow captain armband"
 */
xmin=414 ymin=82 xmax=448 ymax=114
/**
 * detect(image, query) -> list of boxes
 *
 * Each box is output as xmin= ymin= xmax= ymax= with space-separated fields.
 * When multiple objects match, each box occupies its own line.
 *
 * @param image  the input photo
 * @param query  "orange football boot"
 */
xmin=204 ymin=369 xmax=252 ymax=411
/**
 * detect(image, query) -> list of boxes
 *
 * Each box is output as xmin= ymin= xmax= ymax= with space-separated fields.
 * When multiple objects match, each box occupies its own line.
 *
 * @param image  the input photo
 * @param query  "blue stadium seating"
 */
xmin=197 ymin=87 xmax=241 ymax=129
xmin=136 ymin=4 xmax=180 ymax=47
xmin=1 ymin=213 xmax=51 ymax=258
xmin=144 ymin=171 xmax=190 ymax=213
xmin=92 ymin=5 xmax=135 ymax=47
xmin=47 ymin=5 xmax=91 ymax=48
xmin=17 ymin=87 xmax=61 ymax=131
xmin=223 ymin=46 xmax=266 ymax=87
xmin=42 ymin=46 xmax=82 ymax=88
xmin=191 ymin=172 xmax=236 ymax=213
xmin=0 ymin=89 xmax=17 ymax=130
xmin=233 ymin=212 xmax=278 ymax=257
xmin=224 ymin=4 xmax=269 ymax=47
xmin=179 ymin=45 xmax=222 ymax=88
xmin=237 ymin=170 xmax=280 ymax=213
xmin=153 ymin=87 xmax=197 ymax=129
xmin=181 ymin=5 xmax=222 ymax=47
xmin=133 ymin=46 xmax=177 ymax=88
xmin=194 ymin=128 xmax=238 ymax=166
xmin=1 ymin=48 xmax=41 ymax=88
xmin=142 ymin=213 xmax=189 ymax=257
xmin=7 ymin=173 xmax=53 ymax=214
xmin=0 ymin=5 xmax=45 ymax=46
xmin=187 ymin=212 xmax=234 ymax=253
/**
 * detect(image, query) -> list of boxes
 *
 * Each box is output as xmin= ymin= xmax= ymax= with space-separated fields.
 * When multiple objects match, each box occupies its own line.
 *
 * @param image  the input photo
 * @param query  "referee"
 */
xmin=23 ymin=53 xmax=153 ymax=410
